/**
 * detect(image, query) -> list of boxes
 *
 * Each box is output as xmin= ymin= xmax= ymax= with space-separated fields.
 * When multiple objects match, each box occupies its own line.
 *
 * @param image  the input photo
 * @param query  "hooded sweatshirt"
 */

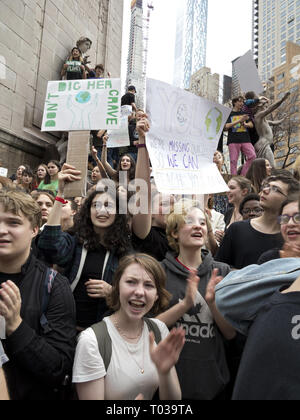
xmin=161 ymin=250 xmax=231 ymax=400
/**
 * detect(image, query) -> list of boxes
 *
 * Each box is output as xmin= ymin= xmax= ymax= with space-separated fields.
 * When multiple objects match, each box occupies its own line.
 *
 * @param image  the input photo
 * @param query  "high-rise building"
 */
xmin=253 ymin=0 xmax=300 ymax=82
xmin=126 ymin=0 xmax=153 ymax=109
xmin=222 ymin=75 xmax=233 ymax=105
xmin=173 ymin=0 xmax=208 ymax=89
xmin=126 ymin=0 xmax=144 ymax=108
xmin=231 ymin=57 xmax=242 ymax=98
xmin=189 ymin=67 xmax=220 ymax=103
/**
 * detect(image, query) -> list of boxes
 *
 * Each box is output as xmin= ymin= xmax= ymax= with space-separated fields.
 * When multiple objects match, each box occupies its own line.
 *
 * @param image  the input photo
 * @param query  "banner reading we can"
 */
xmin=146 ymin=79 xmax=231 ymax=195
xmin=41 ymin=79 xmax=121 ymax=132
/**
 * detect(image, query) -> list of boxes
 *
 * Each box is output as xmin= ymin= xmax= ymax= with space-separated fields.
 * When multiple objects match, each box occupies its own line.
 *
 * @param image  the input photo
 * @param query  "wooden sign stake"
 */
xmin=64 ymin=131 xmax=90 ymax=198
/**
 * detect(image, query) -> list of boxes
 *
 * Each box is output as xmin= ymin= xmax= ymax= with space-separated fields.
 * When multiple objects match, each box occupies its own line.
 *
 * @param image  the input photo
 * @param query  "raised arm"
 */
xmin=131 ymin=115 xmax=152 ymax=239
xmin=100 ymin=135 xmax=117 ymax=180
xmin=255 ymin=92 xmax=290 ymax=120
xmin=91 ymin=146 xmax=108 ymax=179
xmin=267 ymin=116 xmax=287 ymax=126
xmin=47 ymin=164 xmax=82 ymax=226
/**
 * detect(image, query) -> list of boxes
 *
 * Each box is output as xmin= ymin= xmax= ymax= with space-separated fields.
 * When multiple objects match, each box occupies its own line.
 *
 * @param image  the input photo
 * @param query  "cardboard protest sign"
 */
xmin=146 ymin=79 xmax=231 ymax=195
xmin=41 ymin=79 xmax=121 ymax=132
xmin=64 ymin=131 xmax=90 ymax=198
xmin=234 ymin=51 xmax=264 ymax=95
xmin=107 ymin=105 xmax=131 ymax=148
xmin=0 ymin=168 xmax=8 ymax=177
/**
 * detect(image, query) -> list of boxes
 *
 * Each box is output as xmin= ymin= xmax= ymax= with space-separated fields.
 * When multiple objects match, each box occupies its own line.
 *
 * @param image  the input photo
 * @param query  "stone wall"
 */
xmin=0 ymin=0 xmax=124 ymax=175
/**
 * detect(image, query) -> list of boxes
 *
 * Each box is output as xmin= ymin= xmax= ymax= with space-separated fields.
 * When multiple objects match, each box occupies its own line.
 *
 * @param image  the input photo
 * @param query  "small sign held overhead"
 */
xmin=234 ymin=51 xmax=264 ymax=96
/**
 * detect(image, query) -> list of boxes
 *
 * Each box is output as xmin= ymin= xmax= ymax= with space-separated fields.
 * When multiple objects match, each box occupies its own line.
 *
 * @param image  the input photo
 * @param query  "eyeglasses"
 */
xmin=278 ymin=213 xmax=300 ymax=225
xmin=242 ymin=207 xmax=264 ymax=215
xmin=260 ymin=183 xmax=288 ymax=198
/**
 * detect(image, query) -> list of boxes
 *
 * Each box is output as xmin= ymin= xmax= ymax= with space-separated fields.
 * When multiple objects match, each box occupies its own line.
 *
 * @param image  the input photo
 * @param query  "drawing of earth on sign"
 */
xmin=205 ymin=107 xmax=223 ymax=140
xmin=176 ymin=103 xmax=188 ymax=126
xmin=75 ymin=91 xmax=91 ymax=104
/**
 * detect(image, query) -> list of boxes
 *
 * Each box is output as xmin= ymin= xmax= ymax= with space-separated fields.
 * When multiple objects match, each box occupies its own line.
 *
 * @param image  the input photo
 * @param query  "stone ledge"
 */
xmin=0 ymin=128 xmax=44 ymax=158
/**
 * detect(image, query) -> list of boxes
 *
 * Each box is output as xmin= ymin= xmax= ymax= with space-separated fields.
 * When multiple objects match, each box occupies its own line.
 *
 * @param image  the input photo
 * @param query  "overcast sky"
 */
xmin=122 ymin=0 xmax=253 ymax=85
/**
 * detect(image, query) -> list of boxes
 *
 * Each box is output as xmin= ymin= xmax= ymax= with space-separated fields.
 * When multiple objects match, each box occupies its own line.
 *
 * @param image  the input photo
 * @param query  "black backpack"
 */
xmin=91 ymin=318 xmax=162 ymax=371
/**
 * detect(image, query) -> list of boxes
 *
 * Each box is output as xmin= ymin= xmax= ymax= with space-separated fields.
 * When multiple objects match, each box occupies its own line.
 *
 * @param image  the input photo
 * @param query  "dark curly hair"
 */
xmin=69 ymin=189 xmax=131 ymax=256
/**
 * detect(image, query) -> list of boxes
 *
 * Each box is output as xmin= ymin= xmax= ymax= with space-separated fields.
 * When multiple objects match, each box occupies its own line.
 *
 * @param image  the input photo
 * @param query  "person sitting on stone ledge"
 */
xmin=61 ymin=47 xmax=86 ymax=80
xmin=88 ymin=64 xmax=111 ymax=79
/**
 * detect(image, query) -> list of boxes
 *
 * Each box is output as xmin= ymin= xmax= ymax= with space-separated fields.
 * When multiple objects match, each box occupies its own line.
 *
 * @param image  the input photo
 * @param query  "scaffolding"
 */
xmin=126 ymin=0 xmax=154 ymax=109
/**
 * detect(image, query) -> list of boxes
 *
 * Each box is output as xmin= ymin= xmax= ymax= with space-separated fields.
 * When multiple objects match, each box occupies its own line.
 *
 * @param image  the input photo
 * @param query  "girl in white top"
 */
xmin=73 ymin=253 xmax=185 ymax=400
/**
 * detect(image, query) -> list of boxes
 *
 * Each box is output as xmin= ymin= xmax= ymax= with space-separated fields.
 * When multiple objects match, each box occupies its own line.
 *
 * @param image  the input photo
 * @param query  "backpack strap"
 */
xmin=40 ymin=267 xmax=57 ymax=334
xmin=91 ymin=321 xmax=112 ymax=372
xmin=144 ymin=318 xmax=162 ymax=344
xmin=91 ymin=318 xmax=162 ymax=373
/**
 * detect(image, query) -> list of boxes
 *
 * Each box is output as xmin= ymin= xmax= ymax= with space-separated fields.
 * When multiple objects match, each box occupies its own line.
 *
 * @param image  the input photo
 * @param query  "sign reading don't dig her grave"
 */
xmin=146 ymin=79 xmax=231 ymax=195
xmin=41 ymin=79 xmax=121 ymax=132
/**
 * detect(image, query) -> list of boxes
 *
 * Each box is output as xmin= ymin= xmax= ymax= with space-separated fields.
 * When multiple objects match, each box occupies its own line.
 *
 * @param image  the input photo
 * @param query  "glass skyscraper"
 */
xmin=253 ymin=0 xmax=300 ymax=82
xmin=173 ymin=0 xmax=208 ymax=89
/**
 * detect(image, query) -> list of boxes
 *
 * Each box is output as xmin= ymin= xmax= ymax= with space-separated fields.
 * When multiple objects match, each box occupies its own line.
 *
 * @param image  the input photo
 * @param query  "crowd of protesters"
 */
xmin=1 ymin=88 xmax=300 ymax=402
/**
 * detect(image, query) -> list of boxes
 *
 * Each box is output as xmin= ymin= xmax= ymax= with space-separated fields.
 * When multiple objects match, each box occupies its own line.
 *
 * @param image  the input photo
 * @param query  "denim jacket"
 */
xmin=215 ymin=258 xmax=300 ymax=336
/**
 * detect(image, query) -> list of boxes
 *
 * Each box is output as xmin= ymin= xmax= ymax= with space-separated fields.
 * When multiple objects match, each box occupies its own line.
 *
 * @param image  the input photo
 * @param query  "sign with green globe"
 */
xmin=145 ymin=78 xmax=231 ymax=195
xmin=42 ymin=78 xmax=121 ymax=131
xmin=205 ymin=107 xmax=223 ymax=140
xmin=75 ymin=91 xmax=91 ymax=104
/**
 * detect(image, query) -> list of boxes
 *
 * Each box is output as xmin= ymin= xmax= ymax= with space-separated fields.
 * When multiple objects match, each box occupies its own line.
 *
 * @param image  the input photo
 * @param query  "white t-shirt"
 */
xmin=72 ymin=317 xmax=169 ymax=400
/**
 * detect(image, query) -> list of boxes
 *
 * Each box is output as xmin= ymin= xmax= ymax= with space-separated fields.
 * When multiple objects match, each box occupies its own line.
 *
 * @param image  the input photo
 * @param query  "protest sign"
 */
xmin=0 ymin=168 xmax=8 ymax=177
xmin=107 ymin=105 xmax=131 ymax=148
xmin=64 ymin=131 xmax=90 ymax=198
xmin=41 ymin=79 xmax=121 ymax=132
xmin=234 ymin=51 xmax=264 ymax=95
xmin=146 ymin=79 xmax=231 ymax=195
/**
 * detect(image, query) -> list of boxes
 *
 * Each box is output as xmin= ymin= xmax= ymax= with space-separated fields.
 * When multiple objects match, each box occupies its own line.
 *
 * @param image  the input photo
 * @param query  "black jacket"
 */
xmin=1 ymin=254 xmax=77 ymax=400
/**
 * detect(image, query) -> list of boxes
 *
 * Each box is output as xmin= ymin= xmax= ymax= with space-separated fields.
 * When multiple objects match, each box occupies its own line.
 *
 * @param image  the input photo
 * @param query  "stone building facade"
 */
xmin=189 ymin=67 xmax=220 ymax=103
xmin=0 ymin=0 xmax=124 ymax=175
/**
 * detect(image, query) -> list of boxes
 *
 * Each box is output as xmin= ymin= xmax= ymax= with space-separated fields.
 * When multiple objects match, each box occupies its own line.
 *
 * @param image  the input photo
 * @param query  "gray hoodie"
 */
xmin=161 ymin=250 xmax=231 ymax=400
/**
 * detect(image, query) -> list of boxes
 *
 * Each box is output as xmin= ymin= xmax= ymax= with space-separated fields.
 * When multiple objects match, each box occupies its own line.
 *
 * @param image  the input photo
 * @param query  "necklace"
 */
xmin=112 ymin=315 xmax=144 ymax=340
xmin=111 ymin=316 xmax=145 ymax=374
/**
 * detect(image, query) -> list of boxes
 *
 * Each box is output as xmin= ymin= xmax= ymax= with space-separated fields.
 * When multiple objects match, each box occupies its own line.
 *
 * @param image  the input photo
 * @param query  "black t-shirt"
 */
xmin=0 ymin=272 xmax=23 ymax=285
xmin=66 ymin=60 xmax=83 ymax=80
xmin=248 ymin=125 xmax=259 ymax=146
xmin=257 ymin=248 xmax=280 ymax=265
xmin=233 ymin=290 xmax=300 ymax=400
xmin=132 ymin=227 xmax=171 ymax=262
xmin=227 ymin=112 xmax=251 ymax=145
xmin=121 ymin=92 xmax=135 ymax=107
xmin=216 ymin=220 xmax=283 ymax=269
xmin=73 ymin=247 xmax=106 ymax=328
